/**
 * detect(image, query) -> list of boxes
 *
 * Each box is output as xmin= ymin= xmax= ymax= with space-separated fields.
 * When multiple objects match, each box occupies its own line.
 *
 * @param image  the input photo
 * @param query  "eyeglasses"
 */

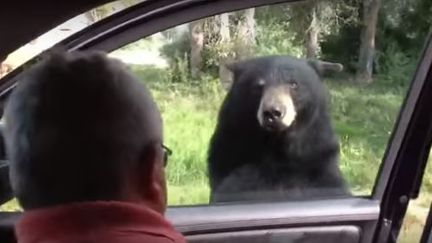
xmin=161 ymin=144 xmax=172 ymax=167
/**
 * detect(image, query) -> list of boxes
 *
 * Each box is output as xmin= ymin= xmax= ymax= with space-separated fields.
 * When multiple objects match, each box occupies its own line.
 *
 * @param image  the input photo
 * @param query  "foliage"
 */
xmin=129 ymin=64 xmax=168 ymax=83
xmin=158 ymin=31 xmax=192 ymax=83
xmin=119 ymin=38 xmax=154 ymax=51
xmin=199 ymin=17 xmax=236 ymax=76
xmin=374 ymin=0 xmax=430 ymax=83
xmin=202 ymin=40 xmax=235 ymax=76
xmin=282 ymin=0 xmax=360 ymax=57
xmin=375 ymin=41 xmax=418 ymax=87
xmin=380 ymin=0 xmax=431 ymax=52
xmin=254 ymin=6 xmax=303 ymax=57
xmin=168 ymin=55 xmax=190 ymax=83
xmin=159 ymin=32 xmax=190 ymax=67
xmin=321 ymin=24 xmax=362 ymax=72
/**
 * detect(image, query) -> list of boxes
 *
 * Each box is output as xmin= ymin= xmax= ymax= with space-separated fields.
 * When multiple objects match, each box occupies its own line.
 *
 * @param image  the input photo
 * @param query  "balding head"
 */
xmin=4 ymin=51 xmax=165 ymax=210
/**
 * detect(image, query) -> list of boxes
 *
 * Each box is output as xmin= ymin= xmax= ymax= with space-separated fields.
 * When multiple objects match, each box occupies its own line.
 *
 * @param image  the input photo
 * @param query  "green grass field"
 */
xmin=1 ymin=65 xmax=431 ymax=242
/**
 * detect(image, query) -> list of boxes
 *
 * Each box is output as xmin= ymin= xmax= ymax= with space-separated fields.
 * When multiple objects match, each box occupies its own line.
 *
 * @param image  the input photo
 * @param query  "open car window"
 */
xmin=101 ymin=1 xmax=429 ymax=206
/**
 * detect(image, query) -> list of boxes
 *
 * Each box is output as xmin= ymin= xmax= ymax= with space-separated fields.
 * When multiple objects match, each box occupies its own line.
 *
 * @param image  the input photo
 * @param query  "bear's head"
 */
xmin=226 ymin=55 xmax=343 ymax=132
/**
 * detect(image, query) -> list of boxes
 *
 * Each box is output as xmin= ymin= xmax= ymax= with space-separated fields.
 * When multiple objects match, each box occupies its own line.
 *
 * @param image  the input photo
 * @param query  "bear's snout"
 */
xmin=257 ymin=86 xmax=296 ymax=132
xmin=262 ymin=105 xmax=285 ymax=125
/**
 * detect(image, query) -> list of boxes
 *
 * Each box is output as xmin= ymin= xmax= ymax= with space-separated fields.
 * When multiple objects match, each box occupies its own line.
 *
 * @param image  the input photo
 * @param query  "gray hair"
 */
xmin=4 ymin=51 xmax=162 ymax=209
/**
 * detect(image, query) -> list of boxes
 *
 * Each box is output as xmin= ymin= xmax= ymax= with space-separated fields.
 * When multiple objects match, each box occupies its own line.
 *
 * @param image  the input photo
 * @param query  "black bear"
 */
xmin=208 ymin=55 xmax=350 ymax=203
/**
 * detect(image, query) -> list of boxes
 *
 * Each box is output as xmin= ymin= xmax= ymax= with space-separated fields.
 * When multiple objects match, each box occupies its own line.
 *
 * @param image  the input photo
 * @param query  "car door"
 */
xmin=1 ymin=1 xmax=432 ymax=243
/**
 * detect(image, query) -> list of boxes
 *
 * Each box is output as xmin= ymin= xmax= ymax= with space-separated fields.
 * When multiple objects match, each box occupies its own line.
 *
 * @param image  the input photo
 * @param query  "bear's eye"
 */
xmin=253 ymin=79 xmax=265 ymax=90
xmin=288 ymin=80 xmax=298 ymax=89
xmin=257 ymin=79 xmax=265 ymax=86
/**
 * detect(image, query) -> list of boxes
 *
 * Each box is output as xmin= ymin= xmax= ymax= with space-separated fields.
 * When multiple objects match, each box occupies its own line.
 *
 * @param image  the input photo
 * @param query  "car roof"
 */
xmin=0 ymin=1 xmax=113 ymax=62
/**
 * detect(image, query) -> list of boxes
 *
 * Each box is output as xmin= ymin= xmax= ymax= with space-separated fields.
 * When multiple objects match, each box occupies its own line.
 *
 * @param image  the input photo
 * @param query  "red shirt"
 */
xmin=15 ymin=201 xmax=186 ymax=243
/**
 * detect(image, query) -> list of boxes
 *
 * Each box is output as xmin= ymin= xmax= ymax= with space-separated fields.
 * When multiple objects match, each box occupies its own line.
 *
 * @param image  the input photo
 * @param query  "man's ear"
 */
xmin=131 ymin=145 xmax=167 ymax=214
xmin=307 ymin=59 xmax=344 ymax=77
xmin=136 ymin=144 xmax=167 ymax=213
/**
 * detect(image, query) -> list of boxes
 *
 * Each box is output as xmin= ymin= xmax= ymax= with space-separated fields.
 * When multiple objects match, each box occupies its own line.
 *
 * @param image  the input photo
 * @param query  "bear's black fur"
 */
xmin=208 ymin=55 xmax=350 ymax=203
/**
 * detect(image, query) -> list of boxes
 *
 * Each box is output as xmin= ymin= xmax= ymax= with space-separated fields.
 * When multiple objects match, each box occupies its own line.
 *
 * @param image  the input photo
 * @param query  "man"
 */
xmin=3 ymin=51 xmax=185 ymax=243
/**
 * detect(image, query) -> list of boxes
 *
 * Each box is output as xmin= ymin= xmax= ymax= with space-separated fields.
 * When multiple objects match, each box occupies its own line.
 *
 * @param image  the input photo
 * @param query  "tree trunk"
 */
xmin=356 ymin=0 xmax=382 ymax=83
xmin=306 ymin=6 xmax=320 ymax=59
xmin=219 ymin=13 xmax=230 ymax=42
xmin=236 ymin=8 xmax=255 ymax=60
xmin=218 ymin=13 xmax=232 ymax=90
xmin=189 ymin=20 xmax=204 ymax=79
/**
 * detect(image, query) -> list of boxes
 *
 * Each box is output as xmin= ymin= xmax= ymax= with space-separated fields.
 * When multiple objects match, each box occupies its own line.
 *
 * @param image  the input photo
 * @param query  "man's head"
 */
xmin=4 ymin=51 xmax=168 ymax=213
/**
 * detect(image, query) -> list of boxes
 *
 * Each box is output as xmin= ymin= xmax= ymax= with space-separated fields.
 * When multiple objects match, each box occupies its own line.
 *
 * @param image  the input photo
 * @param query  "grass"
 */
xmin=327 ymin=80 xmax=405 ymax=194
xmin=1 ymin=65 xmax=431 ymax=242
xmin=398 ymin=196 xmax=431 ymax=243
xmin=148 ymin=73 xmax=224 ymax=205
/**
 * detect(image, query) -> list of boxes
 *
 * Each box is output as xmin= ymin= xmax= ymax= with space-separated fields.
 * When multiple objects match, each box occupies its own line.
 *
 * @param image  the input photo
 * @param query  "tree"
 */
xmin=218 ymin=13 xmax=232 ymax=89
xmin=216 ymin=8 xmax=256 ymax=89
xmin=189 ymin=20 xmax=204 ymax=79
xmin=305 ymin=5 xmax=320 ymax=58
xmin=286 ymin=1 xmax=325 ymax=59
xmin=234 ymin=8 xmax=256 ymax=59
xmin=288 ymin=0 xmax=360 ymax=59
xmin=356 ymin=0 xmax=382 ymax=83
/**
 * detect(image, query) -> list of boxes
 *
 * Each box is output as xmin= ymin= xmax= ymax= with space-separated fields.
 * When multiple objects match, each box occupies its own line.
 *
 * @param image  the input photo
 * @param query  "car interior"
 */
xmin=1 ymin=1 xmax=432 ymax=243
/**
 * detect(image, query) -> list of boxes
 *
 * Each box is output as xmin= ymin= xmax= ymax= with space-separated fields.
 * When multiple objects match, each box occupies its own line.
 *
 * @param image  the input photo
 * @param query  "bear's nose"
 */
xmin=263 ymin=107 xmax=285 ymax=123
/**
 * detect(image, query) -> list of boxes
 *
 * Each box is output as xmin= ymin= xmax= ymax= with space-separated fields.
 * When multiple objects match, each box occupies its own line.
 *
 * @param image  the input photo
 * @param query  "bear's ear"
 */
xmin=225 ymin=62 xmax=241 ymax=75
xmin=225 ymin=61 xmax=247 ymax=82
xmin=307 ymin=59 xmax=344 ymax=77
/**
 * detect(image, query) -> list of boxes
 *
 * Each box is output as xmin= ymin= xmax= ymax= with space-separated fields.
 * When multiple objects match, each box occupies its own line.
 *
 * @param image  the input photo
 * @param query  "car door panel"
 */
xmin=186 ymin=226 xmax=361 ymax=243
xmin=167 ymin=198 xmax=378 ymax=243
xmin=167 ymin=198 xmax=379 ymax=234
